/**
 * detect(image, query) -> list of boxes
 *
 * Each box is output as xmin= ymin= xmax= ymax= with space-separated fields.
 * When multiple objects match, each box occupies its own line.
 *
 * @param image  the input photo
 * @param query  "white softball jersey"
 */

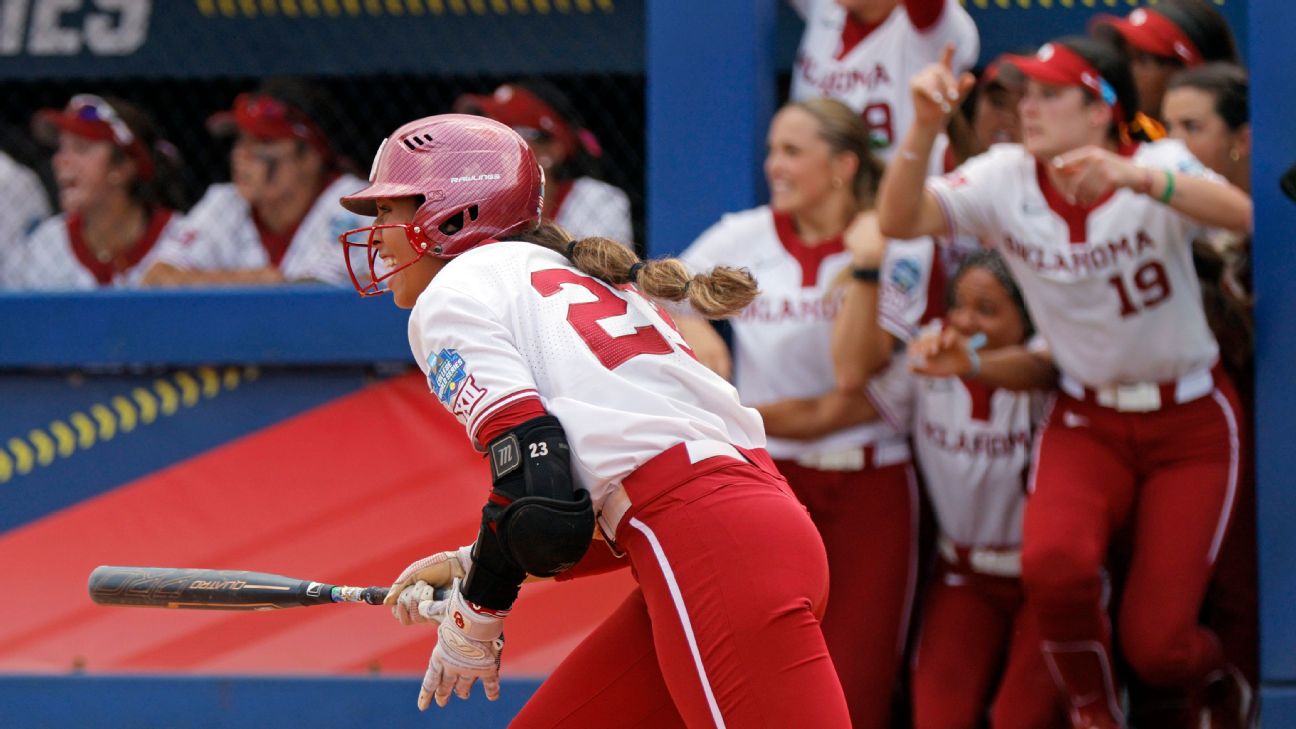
xmin=7 ymin=208 xmax=188 ymax=290
xmin=868 ymin=353 xmax=1048 ymax=547
xmin=0 ymin=152 xmax=51 ymax=288
xmin=407 ymin=240 xmax=766 ymax=510
xmin=927 ymin=140 xmax=1220 ymax=387
xmin=553 ymin=176 xmax=634 ymax=248
xmin=790 ymin=0 xmax=979 ymax=168
xmin=680 ymin=206 xmax=907 ymax=460
xmin=152 ymin=174 xmax=367 ymax=285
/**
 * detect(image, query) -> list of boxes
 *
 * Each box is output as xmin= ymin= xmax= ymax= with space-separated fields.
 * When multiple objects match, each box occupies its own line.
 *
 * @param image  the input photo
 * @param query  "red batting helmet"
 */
xmin=339 ymin=114 xmax=544 ymax=294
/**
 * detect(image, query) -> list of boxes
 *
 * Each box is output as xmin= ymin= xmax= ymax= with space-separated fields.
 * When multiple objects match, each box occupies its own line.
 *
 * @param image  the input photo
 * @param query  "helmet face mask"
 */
xmin=339 ymin=222 xmax=432 ymax=297
xmin=339 ymin=114 xmax=545 ymax=297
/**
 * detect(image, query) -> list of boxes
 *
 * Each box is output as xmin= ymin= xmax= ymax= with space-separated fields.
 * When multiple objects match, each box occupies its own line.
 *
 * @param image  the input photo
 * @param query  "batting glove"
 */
xmin=385 ymin=545 xmax=473 ymax=625
xmin=419 ymin=580 xmax=506 ymax=710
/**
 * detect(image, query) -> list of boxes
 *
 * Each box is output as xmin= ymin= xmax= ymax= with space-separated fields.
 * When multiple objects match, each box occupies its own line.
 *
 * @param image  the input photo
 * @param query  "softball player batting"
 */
xmin=790 ymin=0 xmax=979 ymax=171
xmin=338 ymin=114 xmax=850 ymax=728
xmin=878 ymin=39 xmax=1251 ymax=728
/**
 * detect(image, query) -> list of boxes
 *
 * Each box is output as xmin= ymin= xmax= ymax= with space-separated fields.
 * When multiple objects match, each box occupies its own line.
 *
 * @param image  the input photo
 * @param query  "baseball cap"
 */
xmin=207 ymin=91 xmax=332 ymax=159
xmin=1006 ymin=42 xmax=1121 ymax=113
xmin=33 ymin=94 xmax=155 ymax=181
xmin=1091 ymin=8 xmax=1203 ymax=66
xmin=454 ymin=84 xmax=580 ymax=159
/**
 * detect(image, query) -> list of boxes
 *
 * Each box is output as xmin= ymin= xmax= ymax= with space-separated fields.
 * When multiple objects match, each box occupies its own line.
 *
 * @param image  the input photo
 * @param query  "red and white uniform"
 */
xmin=7 ymin=208 xmax=187 ymax=289
xmin=411 ymin=240 xmax=850 ymax=728
xmin=790 ymin=0 xmax=978 ymax=169
xmin=551 ymin=176 xmax=634 ymax=247
xmin=681 ymin=207 xmax=917 ymax=729
xmin=868 ymin=352 xmax=1064 ymax=729
xmin=927 ymin=140 xmax=1243 ymax=728
xmin=152 ymin=175 xmax=367 ymax=284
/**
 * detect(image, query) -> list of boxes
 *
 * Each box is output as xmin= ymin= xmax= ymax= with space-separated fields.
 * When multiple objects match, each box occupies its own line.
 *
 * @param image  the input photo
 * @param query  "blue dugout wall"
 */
xmin=1 ymin=1 xmax=1286 ymax=726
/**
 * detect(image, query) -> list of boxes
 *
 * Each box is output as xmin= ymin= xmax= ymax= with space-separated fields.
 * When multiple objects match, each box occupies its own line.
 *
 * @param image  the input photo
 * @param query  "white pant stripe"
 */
xmin=626 ymin=515 xmax=726 ymax=729
xmin=1207 ymin=389 xmax=1241 ymax=564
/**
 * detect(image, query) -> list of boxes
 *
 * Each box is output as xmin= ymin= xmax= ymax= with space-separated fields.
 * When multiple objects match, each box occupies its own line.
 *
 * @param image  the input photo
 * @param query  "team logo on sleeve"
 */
xmin=429 ymin=348 xmax=469 ymax=406
xmin=888 ymin=258 xmax=922 ymax=295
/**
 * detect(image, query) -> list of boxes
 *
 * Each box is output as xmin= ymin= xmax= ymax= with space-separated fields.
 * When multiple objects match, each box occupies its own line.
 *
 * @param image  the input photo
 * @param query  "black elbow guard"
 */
xmin=464 ymin=415 xmax=594 ymax=608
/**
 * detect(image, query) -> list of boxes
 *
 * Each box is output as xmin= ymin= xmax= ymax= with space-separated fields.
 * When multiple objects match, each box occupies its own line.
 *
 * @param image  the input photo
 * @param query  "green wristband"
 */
xmin=1158 ymin=169 xmax=1176 ymax=204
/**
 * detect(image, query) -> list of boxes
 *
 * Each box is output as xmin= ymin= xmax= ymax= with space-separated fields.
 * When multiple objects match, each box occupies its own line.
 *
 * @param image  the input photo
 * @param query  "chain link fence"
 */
xmin=0 ymin=2 xmax=645 ymax=289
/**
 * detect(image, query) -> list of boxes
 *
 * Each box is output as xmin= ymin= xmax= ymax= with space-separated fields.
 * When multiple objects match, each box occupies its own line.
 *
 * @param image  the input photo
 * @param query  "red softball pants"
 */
xmin=910 ymin=556 xmax=1066 ymax=729
xmin=512 ymin=442 xmax=850 ymax=728
xmin=775 ymin=459 xmax=919 ymax=729
xmin=1021 ymin=377 xmax=1243 ymax=729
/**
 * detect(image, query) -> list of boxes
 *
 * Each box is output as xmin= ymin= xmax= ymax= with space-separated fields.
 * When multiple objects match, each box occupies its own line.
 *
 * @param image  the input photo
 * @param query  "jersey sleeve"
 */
xmin=925 ymin=147 xmax=1009 ymax=242
xmin=865 ymin=356 xmax=917 ymax=432
xmin=878 ymin=238 xmax=936 ymax=342
xmin=578 ymin=179 xmax=635 ymax=247
xmin=411 ymin=284 xmax=544 ymax=447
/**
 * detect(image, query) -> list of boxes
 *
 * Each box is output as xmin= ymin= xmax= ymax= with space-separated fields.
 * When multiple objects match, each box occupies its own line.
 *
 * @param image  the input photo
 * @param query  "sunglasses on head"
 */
xmin=68 ymin=94 xmax=135 ymax=147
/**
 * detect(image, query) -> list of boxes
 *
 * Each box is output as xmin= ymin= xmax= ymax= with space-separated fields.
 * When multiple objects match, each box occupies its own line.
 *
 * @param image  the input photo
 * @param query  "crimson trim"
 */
xmin=68 ymin=208 xmax=174 ymax=285
xmin=1033 ymin=144 xmax=1137 ymax=244
xmin=771 ymin=210 xmax=845 ymax=287
xmin=476 ymin=396 xmax=546 ymax=446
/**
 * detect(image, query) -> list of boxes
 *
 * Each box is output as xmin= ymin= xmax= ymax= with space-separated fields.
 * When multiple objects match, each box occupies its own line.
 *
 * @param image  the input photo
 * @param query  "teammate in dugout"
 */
xmin=760 ymin=251 xmax=1067 ymax=729
xmin=877 ymin=38 xmax=1252 ymax=729
xmin=143 ymin=77 xmax=367 ymax=287
xmin=674 ymin=98 xmax=915 ymax=729
xmin=336 ymin=113 xmax=851 ymax=727
xmin=790 ymin=0 xmax=978 ymax=174
xmin=454 ymin=81 xmax=635 ymax=248
xmin=6 ymin=95 xmax=189 ymax=290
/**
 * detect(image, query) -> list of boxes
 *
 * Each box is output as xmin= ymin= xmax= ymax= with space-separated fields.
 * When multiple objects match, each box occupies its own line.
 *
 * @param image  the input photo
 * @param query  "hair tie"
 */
xmin=565 ymin=240 xmax=580 ymax=259
xmin=627 ymin=261 xmax=646 ymax=283
xmin=682 ymin=278 xmax=693 ymax=296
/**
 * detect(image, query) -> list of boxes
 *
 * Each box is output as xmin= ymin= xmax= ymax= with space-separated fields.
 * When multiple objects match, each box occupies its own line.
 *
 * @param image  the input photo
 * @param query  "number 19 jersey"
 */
xmin=407 ymin=241 xmax=766 ymax=506
xmin=926 ymin=140 xmax=1220 ymax=387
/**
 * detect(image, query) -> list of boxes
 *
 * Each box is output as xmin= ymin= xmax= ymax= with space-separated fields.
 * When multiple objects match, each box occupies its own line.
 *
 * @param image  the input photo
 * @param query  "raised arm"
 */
xmin=876 ymin=47 xmax=975 ymax=240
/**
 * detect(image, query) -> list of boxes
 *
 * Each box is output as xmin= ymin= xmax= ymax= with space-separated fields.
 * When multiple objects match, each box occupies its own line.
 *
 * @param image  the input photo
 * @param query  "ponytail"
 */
xmin=515 ymin=221 xmax=759 ymax=318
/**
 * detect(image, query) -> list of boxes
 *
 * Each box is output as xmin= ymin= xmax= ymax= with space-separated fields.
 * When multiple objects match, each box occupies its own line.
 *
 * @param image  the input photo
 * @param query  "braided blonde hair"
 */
xmin=515 ymin=222 xmax=759 ymax=317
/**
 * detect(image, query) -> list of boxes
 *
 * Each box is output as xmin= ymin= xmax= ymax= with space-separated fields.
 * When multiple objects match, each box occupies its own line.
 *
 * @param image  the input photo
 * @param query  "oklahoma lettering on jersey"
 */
xmin=868 ymin=353 xmax=1048 ymax=547
xmin=790 ymin=0 xmax=978 ymax=166
xmin=927 ymin=140 xmax=1220 ymax=387
xmin=681 ymin=206 xmax=905 ymax=459
xmin=407 ymin=241 xmax=765 ymax=508
xmin=152 ymin=175 xmax=368 ymax=285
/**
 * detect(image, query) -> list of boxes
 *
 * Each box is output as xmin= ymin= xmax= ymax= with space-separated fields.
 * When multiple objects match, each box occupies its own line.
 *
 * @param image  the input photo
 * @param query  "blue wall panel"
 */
xmin=1250 ymin=0 xmax=1296 ymax=688
xmin=0 ymin=675 xmax=540 ymax=729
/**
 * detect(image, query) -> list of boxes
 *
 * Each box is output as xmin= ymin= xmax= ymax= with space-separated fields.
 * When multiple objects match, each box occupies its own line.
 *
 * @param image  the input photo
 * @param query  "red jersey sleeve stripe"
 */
xmin=471 ymin=391 xmax=544 ymax=445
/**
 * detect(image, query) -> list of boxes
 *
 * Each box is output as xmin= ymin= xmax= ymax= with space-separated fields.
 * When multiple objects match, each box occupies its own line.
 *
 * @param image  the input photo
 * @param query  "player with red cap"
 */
xmin=1089 ymin=0 xmax=1239 ymax=119
xmin=340 ymin=113 xmax=850 ymax=727
xmin=789 ymin=0 xmax=979 ymax=174
xmin=8 ymin=94 xmax=188 ymax=289
xmin=144 ymin=77 xmax=367 ymax=286
xmin=454 ymin=82 xmax=634 ymax=247
xmin=877 ymin=36 xmax=1253 ymax=729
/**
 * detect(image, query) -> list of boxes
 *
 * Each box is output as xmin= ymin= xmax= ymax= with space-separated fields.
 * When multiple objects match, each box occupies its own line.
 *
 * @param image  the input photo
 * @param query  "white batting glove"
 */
xmin=393 ymin=580 xmax=454 ymax=626
xmin=384 ymin=545 xmax=473 ymax=625
xmin=418 ymin=580 xmax=506 ymax=710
